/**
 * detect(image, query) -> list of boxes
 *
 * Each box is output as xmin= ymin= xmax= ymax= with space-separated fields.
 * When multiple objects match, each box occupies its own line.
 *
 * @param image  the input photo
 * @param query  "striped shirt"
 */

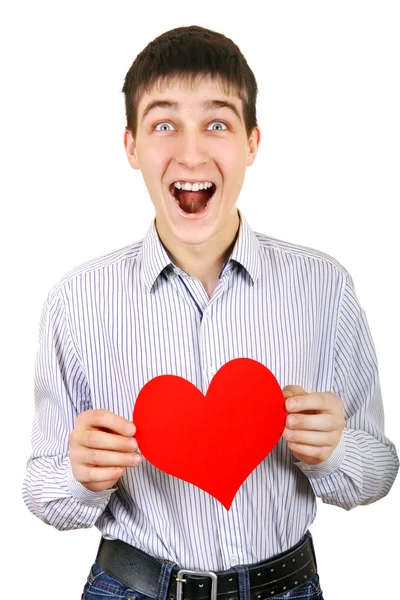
xmin=23 ymin=210 xmax=399 ymax=571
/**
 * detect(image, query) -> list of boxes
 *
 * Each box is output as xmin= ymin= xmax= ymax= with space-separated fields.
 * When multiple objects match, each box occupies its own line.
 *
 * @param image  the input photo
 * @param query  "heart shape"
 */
xmin=133 ymin=358 xmax=286 ymax=510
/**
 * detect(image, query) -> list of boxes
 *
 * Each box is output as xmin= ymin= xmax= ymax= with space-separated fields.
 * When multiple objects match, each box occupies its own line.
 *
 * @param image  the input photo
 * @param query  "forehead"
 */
xmin=137 ymin=74 xmax=244 ymax=120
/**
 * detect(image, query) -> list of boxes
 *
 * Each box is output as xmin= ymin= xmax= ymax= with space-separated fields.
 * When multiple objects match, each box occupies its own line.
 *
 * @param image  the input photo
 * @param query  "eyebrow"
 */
xmin=141 ymin=99 xmax=242 ymax=123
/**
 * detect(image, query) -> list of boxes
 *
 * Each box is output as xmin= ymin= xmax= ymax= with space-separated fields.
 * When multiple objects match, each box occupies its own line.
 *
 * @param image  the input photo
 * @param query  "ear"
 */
xmin=246 ymin=126 xmax=261 ymax=167
xmin=124 ymin=129 xmax=140 ymax=170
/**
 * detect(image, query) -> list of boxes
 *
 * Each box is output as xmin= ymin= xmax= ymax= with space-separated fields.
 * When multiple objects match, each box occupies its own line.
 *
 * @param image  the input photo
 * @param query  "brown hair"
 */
xmin=122 ymin=25 xmax=258 ymax=139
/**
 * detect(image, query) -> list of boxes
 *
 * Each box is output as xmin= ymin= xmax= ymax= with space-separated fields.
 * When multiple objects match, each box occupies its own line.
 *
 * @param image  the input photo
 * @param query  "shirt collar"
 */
xmin=141 ymin=209 xmax=261 ymax=293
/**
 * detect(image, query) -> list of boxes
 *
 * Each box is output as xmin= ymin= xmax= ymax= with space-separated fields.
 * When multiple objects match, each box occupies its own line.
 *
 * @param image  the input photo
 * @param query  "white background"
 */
xmin=1 ymin=1 xmax=399 ymax=598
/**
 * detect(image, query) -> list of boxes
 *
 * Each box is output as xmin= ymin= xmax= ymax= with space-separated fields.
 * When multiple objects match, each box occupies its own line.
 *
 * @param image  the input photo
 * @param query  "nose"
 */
xmin=174 ymin=128 xmax=208 ymax=170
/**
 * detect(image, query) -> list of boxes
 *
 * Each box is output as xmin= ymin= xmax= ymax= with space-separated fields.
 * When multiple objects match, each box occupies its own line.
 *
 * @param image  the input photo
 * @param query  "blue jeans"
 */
xmin=82 ymin=563 xmax=324 ymax=600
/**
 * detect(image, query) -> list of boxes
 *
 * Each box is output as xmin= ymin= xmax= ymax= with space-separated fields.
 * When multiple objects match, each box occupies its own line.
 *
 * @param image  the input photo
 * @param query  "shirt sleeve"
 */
xmin=295 ymin=273 xmax=399 ymax=510
xmin=22 ymin=287 xmax=115 ymax=530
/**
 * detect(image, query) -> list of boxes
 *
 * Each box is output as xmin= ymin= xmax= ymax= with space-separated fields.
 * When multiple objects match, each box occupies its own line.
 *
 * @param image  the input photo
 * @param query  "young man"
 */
xmin=23 ymin=25 xmax=398 ymax=600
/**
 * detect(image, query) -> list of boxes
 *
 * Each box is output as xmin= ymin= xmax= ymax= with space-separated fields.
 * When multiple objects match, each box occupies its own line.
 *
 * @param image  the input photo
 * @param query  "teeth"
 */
xmin=173 ymin=181 xmax=214 ymax=191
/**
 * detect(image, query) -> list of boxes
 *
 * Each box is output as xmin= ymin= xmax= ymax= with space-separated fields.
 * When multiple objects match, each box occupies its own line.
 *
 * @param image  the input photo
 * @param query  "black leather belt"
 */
xmin=97 ymin=533 xmax=318 ymax=599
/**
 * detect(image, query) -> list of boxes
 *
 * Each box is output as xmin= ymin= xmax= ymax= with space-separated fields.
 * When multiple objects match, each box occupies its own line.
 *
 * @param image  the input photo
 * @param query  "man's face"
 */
xmin=124 ymin=74 xmax=260 ymax=249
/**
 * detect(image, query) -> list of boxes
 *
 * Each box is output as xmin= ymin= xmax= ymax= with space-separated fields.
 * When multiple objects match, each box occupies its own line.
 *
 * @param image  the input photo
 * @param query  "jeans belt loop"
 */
xmin=233 ymin=565 xmax=250 ymax=600
xmin=155 ymin=561 xmax=178 ymax=600
xmin=176 ymin=569 xmax=218 ymax=600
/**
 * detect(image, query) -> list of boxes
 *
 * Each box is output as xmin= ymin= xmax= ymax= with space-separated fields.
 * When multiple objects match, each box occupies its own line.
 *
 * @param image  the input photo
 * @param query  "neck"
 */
xmin=156 ymin=210 xmax=240 ymax=287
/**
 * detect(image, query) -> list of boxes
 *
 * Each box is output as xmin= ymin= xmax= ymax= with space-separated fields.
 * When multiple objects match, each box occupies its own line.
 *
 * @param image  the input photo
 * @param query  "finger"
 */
xmin=286 ymin=413 xmax=342 ymax=432
xmin=285 ymin=392 xmax=342 ymax=414
xmin=76 ymin=447 xmax=143 ymax=468
xmin=80 ymin=429 xmax=139 ymax=452
xmin=282 ymin=385 xmax=308 ymax=396
xmin=69 ymin=428 xmax=139 ymax=454
xmin=286 ymin=442 xmax=331 ymax=462
xmin=283 ymin=427 xmax=337 ymax=447
xmin=83 ymin=479 xmax=123 ymax=492
xmin=75 ymin=465 xmax=126 ymax=484
xmin=77 ymin=409 xmax=136 ymax=436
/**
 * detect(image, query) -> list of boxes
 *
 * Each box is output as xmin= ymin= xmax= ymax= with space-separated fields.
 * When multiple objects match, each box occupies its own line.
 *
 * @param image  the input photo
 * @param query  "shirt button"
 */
xmin=230 ymin=555 xmax=239 ymax=566
xmin=209 ymin=366 xmax=217 ymax=378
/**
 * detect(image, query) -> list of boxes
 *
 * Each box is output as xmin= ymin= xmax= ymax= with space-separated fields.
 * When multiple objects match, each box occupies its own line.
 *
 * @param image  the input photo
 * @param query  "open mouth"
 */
xmin=169 ymin=181 xmax=216 ymax=214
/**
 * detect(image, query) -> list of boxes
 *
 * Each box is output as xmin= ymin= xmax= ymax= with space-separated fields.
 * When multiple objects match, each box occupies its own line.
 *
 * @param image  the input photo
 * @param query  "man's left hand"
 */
xmin=282 ymin=385 xmax=346 ymax=465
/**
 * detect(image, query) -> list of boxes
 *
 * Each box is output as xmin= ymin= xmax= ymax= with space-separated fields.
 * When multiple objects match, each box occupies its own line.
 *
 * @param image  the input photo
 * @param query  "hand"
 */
xmin=69 ymin=409 xmax=143 ymax=492
xmin=282 ymin=385 xmax=345 ymax=465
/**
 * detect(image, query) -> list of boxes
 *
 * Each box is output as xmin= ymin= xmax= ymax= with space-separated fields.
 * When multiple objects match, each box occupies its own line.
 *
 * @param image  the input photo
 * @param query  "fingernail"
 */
xmin=132 ymin=453 xmax=142 ymax=465
xmin=125 ymin=424 xmax=135 ymax=436
xmin=286 ymin=399 xmax=297 ymax=410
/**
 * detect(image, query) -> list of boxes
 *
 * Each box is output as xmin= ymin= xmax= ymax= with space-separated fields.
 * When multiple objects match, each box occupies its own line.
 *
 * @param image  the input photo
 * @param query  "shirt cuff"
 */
xmin=67 ymin=463 xmax=117 ymax=506
xmin=294 ymin=429 xmax=346 ymax=478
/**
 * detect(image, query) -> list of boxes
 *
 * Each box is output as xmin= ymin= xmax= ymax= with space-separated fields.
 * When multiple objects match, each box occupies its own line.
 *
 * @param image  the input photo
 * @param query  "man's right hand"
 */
xmin=69 ymin=409 xmax=142 ymax=492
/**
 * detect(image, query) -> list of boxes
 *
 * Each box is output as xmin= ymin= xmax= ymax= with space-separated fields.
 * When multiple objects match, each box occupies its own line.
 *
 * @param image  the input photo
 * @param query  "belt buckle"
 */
xmin=176 ymin=569 xmax=218 ymax=600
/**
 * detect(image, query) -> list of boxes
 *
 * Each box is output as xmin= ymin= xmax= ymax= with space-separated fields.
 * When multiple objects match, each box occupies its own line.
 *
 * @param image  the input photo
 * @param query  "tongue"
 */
xmin=176 ymin=190 xmax=210 ymax=213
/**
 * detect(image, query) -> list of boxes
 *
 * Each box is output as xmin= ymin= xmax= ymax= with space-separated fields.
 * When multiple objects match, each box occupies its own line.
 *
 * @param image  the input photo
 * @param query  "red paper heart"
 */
xmin=133 ymin=358 xmax=286 ymax=510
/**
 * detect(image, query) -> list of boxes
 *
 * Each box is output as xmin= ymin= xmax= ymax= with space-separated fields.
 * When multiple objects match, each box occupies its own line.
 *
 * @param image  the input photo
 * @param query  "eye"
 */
xmin=154 ymin=122 xmax=176 ymax=131
xmin=208 ymin=121 xmax=228 ymax=131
